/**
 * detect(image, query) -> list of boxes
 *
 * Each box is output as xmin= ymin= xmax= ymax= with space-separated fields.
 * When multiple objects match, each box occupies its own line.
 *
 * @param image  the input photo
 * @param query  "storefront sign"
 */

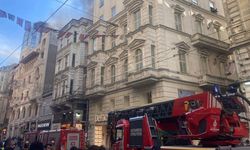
xmin=37 ymin=120 xmax=51 ymax=131
xmin=95 ymin=114 xmax=108 ymax=123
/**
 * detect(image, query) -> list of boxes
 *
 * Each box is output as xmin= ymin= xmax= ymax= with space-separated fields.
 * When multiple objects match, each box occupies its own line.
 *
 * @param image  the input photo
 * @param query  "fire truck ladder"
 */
xmin=147 ymin=115 xmax=161 ymax=150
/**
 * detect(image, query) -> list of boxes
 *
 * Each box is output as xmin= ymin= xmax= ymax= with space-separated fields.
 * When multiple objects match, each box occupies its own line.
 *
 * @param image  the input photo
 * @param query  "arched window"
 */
xmin=111 ymin=65 xmax=116 ymax=83
xmin=12 ymin=111 xmax=15 ymax=120
xmin=135 ymin=49 xmax=143 ymax=71
xmin=28 ymin=106 xmax=32 ymax=117
xmin=17 ymin=109 xmax=20 ymax=119
xmin=35 ymin=105 xmax=38 ymax=116
xmin=23 ymin=107 xmax=26 ymax=118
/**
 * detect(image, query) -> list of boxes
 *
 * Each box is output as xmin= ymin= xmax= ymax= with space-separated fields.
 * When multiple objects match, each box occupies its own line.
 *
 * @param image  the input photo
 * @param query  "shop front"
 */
xmin=93 ymin=114 xmax=109 ymax=148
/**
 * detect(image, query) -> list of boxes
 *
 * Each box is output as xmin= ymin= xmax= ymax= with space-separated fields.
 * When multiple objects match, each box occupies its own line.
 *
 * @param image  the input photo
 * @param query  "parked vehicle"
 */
xmin=108 ymin=84 xmax=250 ymax=150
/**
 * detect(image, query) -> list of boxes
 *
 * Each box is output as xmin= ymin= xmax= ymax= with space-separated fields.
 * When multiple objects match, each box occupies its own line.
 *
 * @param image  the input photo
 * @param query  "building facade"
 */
xmin=8 ymin=29 xmax=58 ymax=137
xmin=0 ymin=64 xmax=16 ymax=140
xmin=223 ymin=0 xmax=250 ymax=98
xmin=51 ymin=18 xmax=92 ymax=131
xmin=86 ymin=0 xmax=236 ymax=147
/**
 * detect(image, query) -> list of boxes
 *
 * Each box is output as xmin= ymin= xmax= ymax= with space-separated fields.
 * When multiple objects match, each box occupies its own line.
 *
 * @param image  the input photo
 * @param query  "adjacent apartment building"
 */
xmin=51 ymin=18 xmax=92 ymax=130
xmin=85 ymin=0 xmax=236 ymax=147
xmin=8 ymin=28 xmax=58 ymax=137
xmin=0 ymin=64 xmax=16 ymax=140
xmin=223 ymin=0 xmax=250 ymax=98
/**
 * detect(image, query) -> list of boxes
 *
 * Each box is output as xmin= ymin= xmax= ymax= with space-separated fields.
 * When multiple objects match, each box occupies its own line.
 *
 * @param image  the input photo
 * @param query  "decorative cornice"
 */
xmin=105 ymin=57 xmax=119 ymax=66
xmin=87 ymin=61 xmax=98 ymax=69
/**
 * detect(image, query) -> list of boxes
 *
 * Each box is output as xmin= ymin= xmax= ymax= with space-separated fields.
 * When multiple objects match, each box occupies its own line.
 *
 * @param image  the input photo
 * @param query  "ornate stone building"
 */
xmin=223 ymin=0 xmax=250 ymax=98
xmin=86 ymin=0 xmax=236 ymax=147
xmin=51 ymin=18 xmax=92 ymax=130
xmin=0 ymin=64 xmax=16 ymax=140
xmin=8 ymin=29 xmax=58 ymax=137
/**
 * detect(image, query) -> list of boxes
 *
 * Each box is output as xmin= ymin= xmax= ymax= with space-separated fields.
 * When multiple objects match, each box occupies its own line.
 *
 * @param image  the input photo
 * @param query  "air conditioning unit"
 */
xmin=210 ymin=7 xmax=218 ymax=13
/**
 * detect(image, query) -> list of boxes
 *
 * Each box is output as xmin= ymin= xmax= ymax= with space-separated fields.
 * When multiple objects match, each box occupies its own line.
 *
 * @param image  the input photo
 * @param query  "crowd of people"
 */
xmin=0 ymin=137 xmax=106 ymax=150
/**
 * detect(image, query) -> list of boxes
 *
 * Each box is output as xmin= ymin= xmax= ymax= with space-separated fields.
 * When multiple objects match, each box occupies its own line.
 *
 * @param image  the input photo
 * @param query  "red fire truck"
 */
xmin=108 ymin=84 xmax=250 ymax=150
xmin=24 ymin=129 xmax=85 ymax=150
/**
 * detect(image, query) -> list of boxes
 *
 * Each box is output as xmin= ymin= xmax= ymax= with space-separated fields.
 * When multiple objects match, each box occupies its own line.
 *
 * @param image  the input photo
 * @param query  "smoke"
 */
xmin=48 ymin=0 xmax=93 ymax=29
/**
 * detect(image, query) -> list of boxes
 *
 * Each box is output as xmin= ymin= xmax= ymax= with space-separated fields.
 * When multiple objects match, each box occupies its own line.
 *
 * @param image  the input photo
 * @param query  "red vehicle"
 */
xmin=24 ymin=129 xmax=85 ymax=150
xmin=108 ymin=84 xmax=250 ymax=150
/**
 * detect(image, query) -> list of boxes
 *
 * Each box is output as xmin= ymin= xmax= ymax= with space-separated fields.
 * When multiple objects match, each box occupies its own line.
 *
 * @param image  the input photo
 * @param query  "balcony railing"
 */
xmin=191 ymin=33 xmax=230 ymax=54
xmin=199 ymin=74 xmax=234 ymax=87
xmin=86 ymin=85 xmax=105 ymax=98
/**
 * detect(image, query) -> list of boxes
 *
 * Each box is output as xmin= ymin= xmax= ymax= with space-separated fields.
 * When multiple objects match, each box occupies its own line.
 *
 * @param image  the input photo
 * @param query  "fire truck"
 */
xmin=108 ymin=84 xmax=250 ymax=150
xmin=24 ymin=129 xmax=85 ymax=150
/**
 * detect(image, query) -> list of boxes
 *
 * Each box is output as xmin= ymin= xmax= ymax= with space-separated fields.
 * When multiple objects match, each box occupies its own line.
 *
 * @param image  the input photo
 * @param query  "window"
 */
xmin=23 ymin=78 xmax=26 ymax=86
xmin=73 ymin=31 xmax=77 ymax=43
xmin=110 ymin=99 xmax=115 ymax=108
xmin=99 ymin=15 xmax=104 ymax=20
xmin=91 ymin=69 xmax=95 ymax=87
xmin=151 ymin=45 xmax=156 ymax=68
xmin=94 ymin=126 xmax=103 ymax=146
xmin=124 ymin=96 xmax=130 ymax=107
xmin=111 ymin=32 xmax=116 ymax=48
xmin=58 ymin=59 xmax=61 ymax=71
xmin=178 ymin=89 xmax=195 ymax=98
xmin=219 ymin=62 xmax=226 ymax=76
xmin=69 ymin=79 xmax=74 ymax=94
xmin=23 ymin=107 xmax=26 ymax=118
xmin=147 ymin=91 xmax=152 ymax=103
xmin=101 ymin=67 xmax=105 ymax=85
xmin=17 ymin=109 xmax=20 ymax=119
xmin=179 ymin=50 xmax=187 ymax=73
xmin=111 ymin=6 xmax=116 ymax=17
xmin=134 ymin=10 xmax=141 ymax=30
xmin=67 ymin=38 xmax=70 ymax=45
xmin=209 ymin=0 xmax=215 ymax=8
xmin=175 ymin=13 xmax=182 ymax=31
xmin=40 ymin=52 xmax=44 ymax=58
xmin=200 ymin=56 xmax=208 ymax=74
xmin=124 ymin=59 xmax=128 ymax=79
xmin=28 ymin=76 xmax=31 ymax=83
xmin=215 ymin=27 xmax=221 ymax=40
xmin=93 ymin=38 xmax=97 ymax=51
xmin=101 ymin=35 xmax=105 ymax=50
xmin=28 ymin=106 xmax=32 ymax=117
xmin=60 ymin=39 xmax=63 ymax=48
xmin=149 ymin=5 xmax=153 ymax=24
xmin=135 ymin=49 xmax=143 ymax=71
xmin=21 ymin=93 xmax=23 ymax=100
xmin=26 ymin=91 xmax=29 ymax=99
xmin=99 ymin=0 xmax=104 ymax=8
xmin=196 ymin=20 xmax=202 ymax=33
xmin=111 ymin=65 xmax=116 ymax=84
xmin=35 ymin=105 xmax=38 ymax=116
xmin=192 ymin=0 xmax=198 ymax=5
xmin=62 ymin=80 xmax=65 ymax=95
xmin=124 ymin=24 xmax=127 ymax=35
xmin=72 ymin=54 xmax=76 ymax=67
xmin=65 ymin=54 xmax=69 ymax=68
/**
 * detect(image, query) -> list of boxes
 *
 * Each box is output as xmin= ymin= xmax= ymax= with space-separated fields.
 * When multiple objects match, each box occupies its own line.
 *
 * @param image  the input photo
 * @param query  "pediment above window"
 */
xmin=119 ymin=50 xmax=128 ymax=60
xmin=105 ymin=57 xmax=118 ymax=66
xmin=193 ymin=14 xmax=204 ymax=21
xmin=198 ymin=49 xmax=209 ymax=56
xmin=118 ymin=14 xmax=128 ymax=26
xmin=172 ymin=4 xmax=185 ymax=13
xmin=87 ymin=61 xmax=98 ymax=69
xmin=123 ymin=0 xmax=143 ymax=13
xmin=175 ymin=41 xmax=190 ymax=51
xmin=213 ymin=20 xmax=222 ymax=29
xmin=128 ymin=39 xmax=145 ymax=51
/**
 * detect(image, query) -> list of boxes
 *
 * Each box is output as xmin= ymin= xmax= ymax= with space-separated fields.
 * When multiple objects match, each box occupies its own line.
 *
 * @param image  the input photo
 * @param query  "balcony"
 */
xmin=191 ymin=33 xmax=230 ymax=54
xmin=199 ymin=74 xmax=234 ymax=88
xmin=86 ymin=85 xmax=105 ymax=98
xmin=127 ymin=68 xmax=159 ymax=87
